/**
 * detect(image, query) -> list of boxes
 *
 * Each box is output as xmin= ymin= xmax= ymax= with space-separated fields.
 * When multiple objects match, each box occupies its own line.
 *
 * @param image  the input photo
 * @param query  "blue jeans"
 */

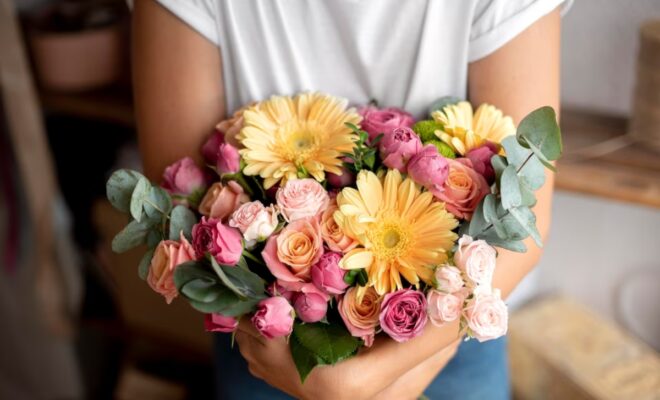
xmin=214 ymin=334 xmax=510 ymax=399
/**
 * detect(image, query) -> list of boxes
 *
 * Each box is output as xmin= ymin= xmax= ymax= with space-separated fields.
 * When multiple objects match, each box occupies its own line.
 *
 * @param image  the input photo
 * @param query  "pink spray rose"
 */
xmin=276 ymin=179 xmax=329 ymax=222
xmin=162 ymin=157 xmax=207 ymax=197
xmin=261 ymin=218 xmax=324 ymax=283
xmin=204 ymin=313 xmax=239 ymax=333
xmin=379 ymin=127 xmax=423 ymax=172
xmin=147 ymin=233 xmax=196 ymax=304
xmin=293 ymin=289 xmax=328 ymax=323
xmin=454 ymin=235 xmax=497 ymax=287
xmin=379 ymin=289 xmax=428 ymax=343
xmin=202 ymin=130 xmax=224 ymax=165
xmin=191 ymin=217 xmax=243 ymax=266
xmin=252 ymin=296 xmax=295 ymax=339
xmin=339 ymin=287 xmax=381 ymax=347
xmin=198 ymin=181 xmax=249 ymax=222
xmin=229 ymin=201 xmax=279 ymax=248
xmin=466 ymin=142 xmax=498 ymax=184
xmin=435 ymin=265 xmax=465 ymax=293
xmin=407 ymin=145 xmax=450 ymax=198
xmin=427 ymin=290 xmax=465 ymax=327
xmin=201 ymin=130 xmax=240 ymax=174
xmin=311 ymin=252 xmax=349 ymax=295
xmin=216 ymin=103 xmax=253 ymax=148
xmin=358 ymin=105 xmax=415 ymax=141
xmin=436 ymin=158 xmax=489 ymax=221
xmin=464 ymin=289 xmax=508 ymax=342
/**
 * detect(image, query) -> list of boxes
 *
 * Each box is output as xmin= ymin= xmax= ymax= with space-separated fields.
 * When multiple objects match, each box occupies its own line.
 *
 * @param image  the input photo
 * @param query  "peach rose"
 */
xmin=320 ymin=200 xmax=358 ymax=253
xmin=199 ymin=181 xmax=249 ymax=221
xmin=276 ymin=179 xmax=329 ymax=222
xmin=216 ymin=103 xmax=254 ymax=148
xmin=338 ymin=287 xmax=382 ymax=346
xmin=147 ymin=234 xmax=196 ymax=304
xmin=454 ymin=235 xmax=497 ymax=287
xmin=262 ymin=218 xmax=324 ymax=282
xmin=464 ymin=289 xmax=508 ymax=342
xmin=436 ymin=158 xmax=489 ymax=221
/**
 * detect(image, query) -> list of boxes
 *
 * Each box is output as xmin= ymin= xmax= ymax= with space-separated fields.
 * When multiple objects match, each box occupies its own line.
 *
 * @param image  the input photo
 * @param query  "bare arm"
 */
xmin=132 ymin=0 xmax=225 ymax=181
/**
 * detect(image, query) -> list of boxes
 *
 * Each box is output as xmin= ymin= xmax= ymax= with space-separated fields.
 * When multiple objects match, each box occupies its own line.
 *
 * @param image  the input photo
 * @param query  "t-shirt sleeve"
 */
xmin=468 ymin=0 xmax=573 ymax=62
xmin=127 ymin=0 xmax=220 ymax=46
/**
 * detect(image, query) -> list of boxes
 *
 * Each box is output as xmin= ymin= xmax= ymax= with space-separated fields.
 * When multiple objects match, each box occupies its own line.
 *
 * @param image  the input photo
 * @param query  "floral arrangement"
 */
xmin=106 ymin=92 xmax=561 ymax=381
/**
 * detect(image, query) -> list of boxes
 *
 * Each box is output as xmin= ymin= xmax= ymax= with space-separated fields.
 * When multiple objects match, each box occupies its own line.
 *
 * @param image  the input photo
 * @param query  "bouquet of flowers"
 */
xmin=106 ymin=92 xmax=561 ymax=381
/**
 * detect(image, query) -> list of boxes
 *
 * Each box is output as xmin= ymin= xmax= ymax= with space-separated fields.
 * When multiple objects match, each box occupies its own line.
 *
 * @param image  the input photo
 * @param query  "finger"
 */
xmin=237 ymin=316 xmax=264 ymax=341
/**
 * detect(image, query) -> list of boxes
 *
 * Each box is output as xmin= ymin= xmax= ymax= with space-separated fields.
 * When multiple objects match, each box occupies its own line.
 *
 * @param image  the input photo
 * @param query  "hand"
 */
xmin=235 ymin=318 xmax=460 ymax=400
xmin=372 ymin=339 xmax=461 ymax=400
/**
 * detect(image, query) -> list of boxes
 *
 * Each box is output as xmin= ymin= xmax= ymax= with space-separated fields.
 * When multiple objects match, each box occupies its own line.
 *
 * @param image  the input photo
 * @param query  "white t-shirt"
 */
xmin=150 ymin=0 xmax=569 ymax=116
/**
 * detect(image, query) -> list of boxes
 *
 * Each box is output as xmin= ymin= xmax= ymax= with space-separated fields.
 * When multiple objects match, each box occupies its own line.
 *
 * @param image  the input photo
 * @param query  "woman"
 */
xmin=132 ymin=0 xmax=567 ymax=398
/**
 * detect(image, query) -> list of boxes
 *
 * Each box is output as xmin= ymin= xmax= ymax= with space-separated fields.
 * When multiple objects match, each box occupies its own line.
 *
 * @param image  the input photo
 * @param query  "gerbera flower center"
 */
xmin=277 ymin=121 xmax=322 ymax=166
xmin=369 ymin=218 xmax=412 ymax=261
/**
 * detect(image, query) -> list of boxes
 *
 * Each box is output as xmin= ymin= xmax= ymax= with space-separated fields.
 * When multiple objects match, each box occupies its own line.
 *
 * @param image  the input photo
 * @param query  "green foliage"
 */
xmin=426 ymin=139 xmax=456 ymax=159
xmin=412 ymin=120 xmax=443 ymax=143
xmin=169 ymin=205 xmax=197 ymax=241
xmin=290 ymin=321 xmax=361 ymax=383
xmin=209 ymin=256 xmax=266 ymax=300
xmin=463 ymin=107 xmax=562 ymax=252
xmin=130 ymin=177 xmax=151 ymax=221
xmin=343 ymin=123 xmax=380 ymax=172
xmin=106 ymin=169 xmax=144 ymax=213
xmin=138 ymin=248 xmax=155 ymax=280
xmin=112 ymin=219 xmax=151 ymax=253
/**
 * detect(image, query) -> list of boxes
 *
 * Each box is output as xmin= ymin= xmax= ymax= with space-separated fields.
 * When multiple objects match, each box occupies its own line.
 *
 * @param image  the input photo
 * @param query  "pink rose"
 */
xmin=294 ymin=291 xmax=328 ymax=323
xmin=358 ymin=105 xmax=415 ymax=141
xmin=339 ymin=287 xmax=381 ymax=347
xmin=201 ymin=131 xmax=241 ymax=175
xmin=427 ymin=290 xmax=465 ymax=327
xmin=202 ymin=131 xmax=224 ymax=165
xmin=252 ymin=296 xmax=295 ymax=339
xmin=435 ymin=265 xmax=465 ymax=293
xmin=311 ymin=252 xmax=349 ymax=295
xmin=379 ymin=289 xmax=428 ymax=343
xmin=464 ymin=289 xmax=508 ymax=342
xmin=204 ymin=313 xmax=239 ymax=333
xmin=162 ymin=157 xmax=207 ymax=197
xmin=267 ymin=281 xmax=296 ymax=303
xmin=276 ymin=179 xmax=329 ymax=222
xmin=199 ymin=181 xmax=249 ymax=222
xmin=147 ymin=233 xmax=196 ymax=304
xmin=191 ymin=217 xmax=243 ymax=266
xmin=454 ymin=235 xmax=497 ymax=287
xmin=262 ymin=218 xmax=324 ymax=283
xmin=326 ymin=166 xmax=355 ymax=189
xmin=320 ymin=200 xmax=358 ymax=253
xmin=466 ymin=142 xmax=498 ymax=184
xmin=215 ymin=103 xmax=254 ymax=148
xmin=229 ymin=201 xmax=279 ymax=248
xmin=379 ymin=127 xmax=423 ymax=172
xmin=407 ymin=145 xmax=450 ymax=198
xmin=436 ymin=158 xmax=489 ymax=221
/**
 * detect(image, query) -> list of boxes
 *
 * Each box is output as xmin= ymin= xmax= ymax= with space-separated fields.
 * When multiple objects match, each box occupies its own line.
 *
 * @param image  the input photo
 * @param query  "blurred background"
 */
xmin=1 ymin=0 xmax=659 ymax=399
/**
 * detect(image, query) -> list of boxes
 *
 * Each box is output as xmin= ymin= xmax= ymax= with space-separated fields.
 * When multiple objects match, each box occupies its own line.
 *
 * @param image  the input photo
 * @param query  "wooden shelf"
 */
xmin=39 ymin=85 xmax=134 ymax=126
xmin=556 ymin=110 xmax=660 ymax=209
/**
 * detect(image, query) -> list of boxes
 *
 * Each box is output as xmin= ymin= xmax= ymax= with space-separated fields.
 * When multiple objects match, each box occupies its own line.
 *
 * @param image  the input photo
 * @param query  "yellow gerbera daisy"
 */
xmin=335 ymin=169 xmax=458 ymax=295
xmin=238 ymin=92 xmax=361 ymax=189
xmin=431 ymin=101 xmax=515 ymax=155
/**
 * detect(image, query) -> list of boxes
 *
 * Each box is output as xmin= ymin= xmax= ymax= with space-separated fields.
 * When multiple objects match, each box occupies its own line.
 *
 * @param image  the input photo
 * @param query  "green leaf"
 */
xmin=111 ymin=219 xmax=151 ymax=253
xmin=519 ymin=183 xmax=537 ymax=207
xmin=146 ymin=229 xmax=162 ymax=249
xmin=491 ymin=155 xmax=508 ymax=183
xmin=144 ymin=186 xmax=172 ymax=219
xmin=501 ymin=136 xmax=545 ymax=190
xmin=363 ymin=152 xmax=376 ymax=170
xmin=292 ymin=322 xmax=360 ymax=365
xmin=290 ymin=335 xmax=324 ymax=383
xmin=509 ymin=207 xmax=543 ymax=247
xmin=138 ymin=248 xmax=155 ymax=280
xmin=516 ymin=106 xmax=562 ymax=162
xmin=106 ymin=169 xmax=144 ymax=213
xmin=500 ymin=166 xmax=522 ymax=210
xmin=428 ymin=96 xmax=462 ymax=117
xmin=130 ymin=177 xmax=151 ymax=222
xmin=467 ymin=200 xmax=489 ymax=238
xmin=210 ymin=257 xmax=265 ymax=300
xmin=479 ymin=230 xmax=527 ymax=252
xmin=482 ymin=195 xmax=507 ymax=239
xmin=169 ymin=205 xmax=197 ymax=241
xmin=524 ymin=141 xmax=557 ymax=172
xmin=189 ymin=292 xmax=261 ymax=316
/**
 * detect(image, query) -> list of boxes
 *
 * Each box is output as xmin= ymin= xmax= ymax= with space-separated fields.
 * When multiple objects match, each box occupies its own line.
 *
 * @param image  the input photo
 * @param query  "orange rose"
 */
xmin=338 ymin=287 xmax=381 ymax=346
xmin=147 ymin=234 xmax=196 ymax=304
xmin=217 ymin=102 xmax=255 ymax=148
xmin=275 ymin=218 xmax=324 ymax=280
xmin=320 ymin=200 xmax=358 ymax=253
xmin=199 ymin=181 xmax=249 ymax=221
